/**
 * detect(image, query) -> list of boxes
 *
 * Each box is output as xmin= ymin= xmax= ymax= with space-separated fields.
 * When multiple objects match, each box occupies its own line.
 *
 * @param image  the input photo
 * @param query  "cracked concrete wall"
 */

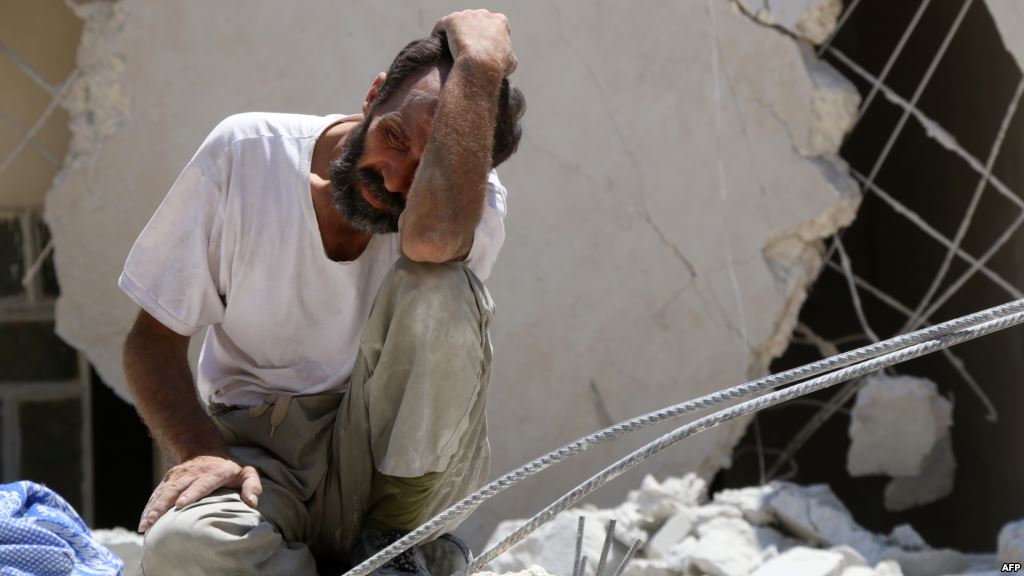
xmin=46 ymin=0 xmax=860 ymax=544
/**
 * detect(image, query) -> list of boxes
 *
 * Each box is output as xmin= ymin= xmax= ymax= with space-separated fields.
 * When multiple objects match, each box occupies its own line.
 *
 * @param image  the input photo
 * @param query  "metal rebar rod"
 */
xmin=593 ymin=519 xmax=615 ymax=576
xmin=468 ymin=310 xmax=1024 ymax=571
xmin=608 ymin=539 xmax=641 ymax=576
xmin=342 ymin=298 xmax=1024 ymax=576
xmin=572 ymin=516 xmax=585 ymax=576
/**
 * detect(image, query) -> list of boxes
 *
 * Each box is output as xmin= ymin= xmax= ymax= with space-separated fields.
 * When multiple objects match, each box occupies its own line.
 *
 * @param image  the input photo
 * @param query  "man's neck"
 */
xmin=310 ymin=117 xmax=374 ymax=262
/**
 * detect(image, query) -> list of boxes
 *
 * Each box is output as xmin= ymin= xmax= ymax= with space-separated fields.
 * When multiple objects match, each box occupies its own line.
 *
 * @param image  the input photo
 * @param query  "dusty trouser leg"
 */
xmin=315 ymin=257 xmax=495 ymax=562
xmin=139 ymin=490 xmax=318 ymax=576
xmin=141 ymin=395 xmax=345 ymax=576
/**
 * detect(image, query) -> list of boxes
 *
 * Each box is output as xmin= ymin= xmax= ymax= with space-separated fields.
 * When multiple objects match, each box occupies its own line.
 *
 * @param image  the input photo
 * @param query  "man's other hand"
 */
xmin=432 ymin=9 xmax=517 ymax=76
xmin=138 ymin=454 xmax=262 ymax=533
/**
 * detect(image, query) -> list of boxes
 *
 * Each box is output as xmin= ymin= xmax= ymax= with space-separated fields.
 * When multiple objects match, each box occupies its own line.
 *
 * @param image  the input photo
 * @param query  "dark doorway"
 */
xmin=91 ymin=367 xmax=154 ymax=529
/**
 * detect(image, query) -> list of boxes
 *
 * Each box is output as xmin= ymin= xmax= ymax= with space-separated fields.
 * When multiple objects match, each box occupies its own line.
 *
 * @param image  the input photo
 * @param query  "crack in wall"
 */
xmin=548 ymin=0 xmax=699 ymax=282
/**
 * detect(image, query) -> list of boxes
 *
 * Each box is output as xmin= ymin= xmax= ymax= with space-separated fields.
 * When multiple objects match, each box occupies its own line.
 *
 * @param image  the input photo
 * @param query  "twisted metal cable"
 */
xmin=469 ymin=309 xmax=1024 ymax=571
xmin=342 ymin=298 xmax=1024 ymax=576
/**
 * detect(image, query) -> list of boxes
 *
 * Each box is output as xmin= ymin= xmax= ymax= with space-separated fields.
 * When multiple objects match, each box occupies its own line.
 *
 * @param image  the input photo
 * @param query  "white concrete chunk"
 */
xmin=654 ymin=535 xmax=700 ymax=574
xmin=627 ymin=474 xmax=707 ymax=527
xmin=756 ymin=525 xmax=802 ymax=558
xmin=847 ymin=374 xmax=953 ymax=478
xmin=962 ymin=553 xmax=997 ymax=572
xmin=619 ymin=558 xmax=677 ymax=576
xmin=483 ymin=510 xmax=625 ymax=576
xmin=599 ymin=502 xmax=651 ymax=548
xmin=691 ymin=516 xmax=765 ymax=576
xmin=628 ymin=536 xmax=698 ymax=575
xmin=768 ymin=483 xmax=884 ymax=563
xmin=830 ymin=545 xmax=868 ymax=569
xmin=880 ymin=546 xmax=969 ymax=576
xmin=884 ymin=433 xmax=956 ymax=512
xmin=476 ymin=567 xmax=557 ymax=576
xmin=873 ymin=560 xmax=906 ymax=576
xmin=645 ymin=509 xmax=695 ymax=559
xmin=693 ymin=503 xmax=745 ymax=526
xmin=843 ymin=563 xmax=905 ymax=576
xmin=887 ymin=525 xmax=928 ymax=550
xmin=713 ymin=484 xmax=777 ymax=525
xmin=751 ymin=546 xmax=845 ymax=576
xmin=998 ymin=519 xmax=1024 ymax=567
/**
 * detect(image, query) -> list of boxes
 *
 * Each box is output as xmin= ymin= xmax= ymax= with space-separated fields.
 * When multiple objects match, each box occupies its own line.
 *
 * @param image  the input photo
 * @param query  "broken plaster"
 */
xmin=735 ymin=0 xmax=844 ymax=45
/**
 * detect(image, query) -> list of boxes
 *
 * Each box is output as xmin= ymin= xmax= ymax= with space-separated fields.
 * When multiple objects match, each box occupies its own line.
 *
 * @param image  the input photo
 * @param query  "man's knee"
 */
xmin=390 ymin=258 xmax=476 ymax=301
xmin=382 ymin=258 xmax=490 ymax=336
xmin=141 ymin=509 xmax=215 ymax=572
xmin=141 ymin=493 xmax=262 ymax=573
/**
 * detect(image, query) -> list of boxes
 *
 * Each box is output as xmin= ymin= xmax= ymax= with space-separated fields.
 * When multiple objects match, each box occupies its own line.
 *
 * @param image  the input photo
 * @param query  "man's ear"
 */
xmin=363 ymin=72 xmax=387 ymax=116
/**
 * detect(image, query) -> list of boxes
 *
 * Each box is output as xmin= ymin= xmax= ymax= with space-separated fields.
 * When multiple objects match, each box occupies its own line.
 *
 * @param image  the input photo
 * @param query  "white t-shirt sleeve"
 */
xmin=463 ymin=170 xmax=508 ymax=281
xmin=118 ymin=120 xmax=233 ymax=337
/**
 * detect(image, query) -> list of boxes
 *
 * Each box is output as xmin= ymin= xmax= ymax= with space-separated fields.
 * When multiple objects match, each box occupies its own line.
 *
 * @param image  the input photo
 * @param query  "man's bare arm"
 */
xmin=124 ymin=310 xmax=261 ymax=532
xmin=400 ymin=10 xmax=516 ymax=263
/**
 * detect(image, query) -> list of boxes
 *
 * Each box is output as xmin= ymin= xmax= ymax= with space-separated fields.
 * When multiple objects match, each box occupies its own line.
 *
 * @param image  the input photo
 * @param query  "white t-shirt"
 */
xmin=119 ymin=112 xmax=507 ymax=407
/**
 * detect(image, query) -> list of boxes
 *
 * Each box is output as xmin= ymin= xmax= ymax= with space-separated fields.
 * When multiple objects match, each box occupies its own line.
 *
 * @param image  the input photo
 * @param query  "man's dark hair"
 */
xmin=373 ymin=33 xmax=525 ymax=168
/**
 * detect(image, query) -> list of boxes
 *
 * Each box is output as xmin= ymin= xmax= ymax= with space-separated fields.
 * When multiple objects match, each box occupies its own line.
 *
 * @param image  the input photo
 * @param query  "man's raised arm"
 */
xmin=399 ymin=10 xmax=517 ymax=263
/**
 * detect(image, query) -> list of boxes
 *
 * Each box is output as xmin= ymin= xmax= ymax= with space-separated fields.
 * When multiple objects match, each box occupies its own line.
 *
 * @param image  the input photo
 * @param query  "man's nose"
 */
xmin=381 ymin=159 xmax=417 ymax=196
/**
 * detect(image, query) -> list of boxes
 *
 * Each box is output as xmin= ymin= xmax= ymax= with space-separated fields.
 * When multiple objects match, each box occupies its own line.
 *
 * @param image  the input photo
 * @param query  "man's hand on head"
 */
xmin=138 ymin=454 xmax=261 ymax=533
xmin=399 ymin=9 xmax=521 ymax=262
xmin=432 ymin=9 xmax=517 ymax=77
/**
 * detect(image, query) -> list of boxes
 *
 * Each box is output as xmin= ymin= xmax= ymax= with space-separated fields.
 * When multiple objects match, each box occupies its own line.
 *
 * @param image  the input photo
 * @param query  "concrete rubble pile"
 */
xmin=89 ymin=505 xmax=1024 ymax=576
xmin=482 ymin=473 xmax=1019 ymax=576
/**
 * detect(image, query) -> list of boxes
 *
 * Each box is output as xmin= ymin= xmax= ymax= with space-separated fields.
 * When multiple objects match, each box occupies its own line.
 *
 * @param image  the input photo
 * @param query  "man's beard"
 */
xmin=329 ymin=119 xmax=406 ymax=234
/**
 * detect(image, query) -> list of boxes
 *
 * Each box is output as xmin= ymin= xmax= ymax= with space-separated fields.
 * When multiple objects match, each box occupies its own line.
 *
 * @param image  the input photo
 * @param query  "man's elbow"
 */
xmin=401 ymin=233 xmax=471 ymax=263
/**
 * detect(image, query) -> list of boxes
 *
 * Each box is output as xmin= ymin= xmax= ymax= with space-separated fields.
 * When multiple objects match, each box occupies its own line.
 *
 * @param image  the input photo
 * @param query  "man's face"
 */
xmin=330 ymin=67 xmax=443 ymax=234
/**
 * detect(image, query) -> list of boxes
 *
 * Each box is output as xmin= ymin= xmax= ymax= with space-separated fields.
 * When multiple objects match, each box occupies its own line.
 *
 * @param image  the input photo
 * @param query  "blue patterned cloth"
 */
xmin=0 ymin=482 xmax=123 ymax=576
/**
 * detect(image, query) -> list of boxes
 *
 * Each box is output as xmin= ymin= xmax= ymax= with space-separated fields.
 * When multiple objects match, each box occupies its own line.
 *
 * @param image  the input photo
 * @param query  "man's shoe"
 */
xmin=351 ymin=528 xmax=430 ymax=576
xmin=351 ymin=529 xmax=472 ymax=576
xmin=421 ymin=533 xmax=471 ymax=576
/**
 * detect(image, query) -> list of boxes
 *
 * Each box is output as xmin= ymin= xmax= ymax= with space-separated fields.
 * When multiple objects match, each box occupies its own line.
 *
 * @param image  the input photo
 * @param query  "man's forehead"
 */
xmin=378 ymin=73 xmax=442 ymax=139
xmin=398 ymin=67 xmax=443 ymax=108
xmin=378 ymin=63 xmax=447 ymax=112
xmin=404 ymin=86 xmax=440 ymax=111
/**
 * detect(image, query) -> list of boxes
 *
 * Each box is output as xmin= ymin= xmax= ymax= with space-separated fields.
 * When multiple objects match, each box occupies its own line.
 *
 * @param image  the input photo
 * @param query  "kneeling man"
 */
xmin=119 ymin=10 xmax=524 ymax=575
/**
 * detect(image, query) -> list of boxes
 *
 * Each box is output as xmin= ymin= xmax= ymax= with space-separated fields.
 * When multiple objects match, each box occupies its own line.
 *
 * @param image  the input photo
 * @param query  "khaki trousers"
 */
xmin=140 ymin=258 xmax=495 ymax=575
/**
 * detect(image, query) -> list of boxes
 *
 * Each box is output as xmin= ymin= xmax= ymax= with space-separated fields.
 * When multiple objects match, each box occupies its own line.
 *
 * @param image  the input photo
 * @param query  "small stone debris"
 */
xmin=482 ymin=473 xmax=1018 ymax=576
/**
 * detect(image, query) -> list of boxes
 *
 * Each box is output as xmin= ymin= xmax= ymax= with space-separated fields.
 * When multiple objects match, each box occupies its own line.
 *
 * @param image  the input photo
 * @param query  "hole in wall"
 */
xmin=714 ymin=0 xmax=1024 ymax=551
